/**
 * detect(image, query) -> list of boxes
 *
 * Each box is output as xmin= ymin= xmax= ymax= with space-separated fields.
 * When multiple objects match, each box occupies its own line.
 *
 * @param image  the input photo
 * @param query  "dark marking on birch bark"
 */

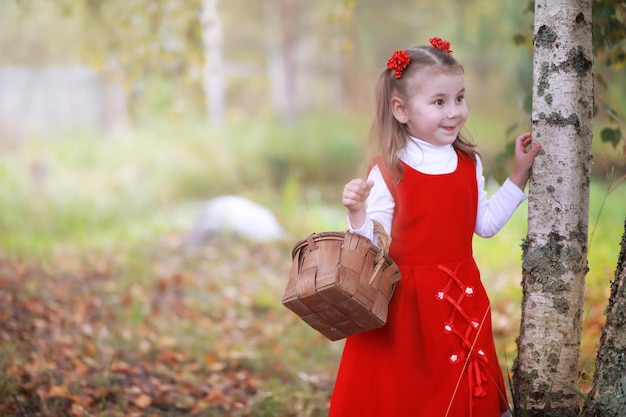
xmin=531 ymin=385 xmax=576 ymax=404
xmin=578 ymin=98 xmax=590 ymax=109
xmin=547 ymin=352 xmax=560 ymax=365
xmin=569 ymin=220 xmax=588 ymax=249
xmin=525 ymin=407 xmax=579 ymax=417
xmin=511 ymin=366 xmax=540 ymax=405
xmin=522 ymin=230 xmax=584 ymax=299
xmin=553 ymin=297 xmax=570 ymax=314
xmin=538 ymin=111 xmax=581 ymax=135
xmin=535 ymin=25 xmax=558 ymax=48
xmin=537 ymin=62 xmax=550 ymax=96
xmin=556 ymin=46 xmax=592 ymax=77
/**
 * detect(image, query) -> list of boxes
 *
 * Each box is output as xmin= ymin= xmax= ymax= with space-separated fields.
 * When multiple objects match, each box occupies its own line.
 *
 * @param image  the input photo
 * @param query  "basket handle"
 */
xmin=372 ymin=220 xmax=391 ymax=255
xmin=368 ymin=220 xmax=391 ymax=285
xmin=305 ymin=234 xmax=317 ymax=252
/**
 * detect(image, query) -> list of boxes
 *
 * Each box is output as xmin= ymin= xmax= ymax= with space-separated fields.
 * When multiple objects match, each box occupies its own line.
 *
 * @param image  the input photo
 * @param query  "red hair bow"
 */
xmin=386 ymin=50 xmax=411 ymax=79
xmin=429 ymin=37 xmax=453 ymax=54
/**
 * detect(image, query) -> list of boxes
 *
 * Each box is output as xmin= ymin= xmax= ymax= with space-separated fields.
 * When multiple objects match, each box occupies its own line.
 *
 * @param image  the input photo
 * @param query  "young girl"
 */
xmin=329 ymin=38 xmax=541 ymax=417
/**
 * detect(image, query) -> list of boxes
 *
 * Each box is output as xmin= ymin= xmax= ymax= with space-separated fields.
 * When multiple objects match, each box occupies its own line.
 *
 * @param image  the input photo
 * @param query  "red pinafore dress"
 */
xmin=329 ymin=152 xmax=509 ymax=417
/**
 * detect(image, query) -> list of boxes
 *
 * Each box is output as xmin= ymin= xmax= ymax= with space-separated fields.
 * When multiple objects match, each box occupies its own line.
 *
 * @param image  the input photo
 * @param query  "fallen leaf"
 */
xmin=70 ymin=403 xmax=85 ymax=416
xmin=111 ymin=361 xmax=132 ymax=374
xmin=157 ymin=349 xmax=182 ymax=363
xmin=48 ymin=385 xmax=70 ymax=397
xmin=73 ymin=358 xmax=90 ymax=376
xmin=132 ymin=394 xmax=152 ymax=409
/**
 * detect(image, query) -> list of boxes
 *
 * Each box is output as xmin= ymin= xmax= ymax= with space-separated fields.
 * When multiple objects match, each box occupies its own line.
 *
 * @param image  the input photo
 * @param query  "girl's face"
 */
xmin=391 ymin=69 xmax=468 ymax=147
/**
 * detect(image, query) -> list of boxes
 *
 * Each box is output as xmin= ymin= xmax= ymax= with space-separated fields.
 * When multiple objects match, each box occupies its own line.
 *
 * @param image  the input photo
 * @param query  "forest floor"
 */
xmin=0 ymin=239 xmax=338 ymax=417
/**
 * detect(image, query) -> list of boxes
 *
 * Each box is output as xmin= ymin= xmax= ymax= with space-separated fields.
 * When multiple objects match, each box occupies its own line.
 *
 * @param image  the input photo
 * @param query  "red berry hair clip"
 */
xmin=429 ymin=37 xmax=453 ymax=54
xmin=387 ymin=50 xmax=411 ymax=79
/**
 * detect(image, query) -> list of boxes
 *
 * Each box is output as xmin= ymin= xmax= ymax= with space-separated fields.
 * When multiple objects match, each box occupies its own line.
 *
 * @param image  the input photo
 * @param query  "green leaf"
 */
xmin=512 ymin=34 xmax=526 ymax=46
xmin=600 ymin=127 xmax=622 ymax=147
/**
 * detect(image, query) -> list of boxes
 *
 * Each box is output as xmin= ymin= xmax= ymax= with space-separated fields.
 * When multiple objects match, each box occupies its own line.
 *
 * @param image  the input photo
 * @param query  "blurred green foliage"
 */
xmin=0 ymin=116 xmax=358 ymax=257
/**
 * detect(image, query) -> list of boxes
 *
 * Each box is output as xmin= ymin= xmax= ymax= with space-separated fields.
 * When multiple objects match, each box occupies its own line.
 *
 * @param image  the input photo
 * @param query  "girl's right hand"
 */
xmin=342 ymin=178 xmax=374 ymax=211
xmin=342 ymin=178 xmax=374 ymax=229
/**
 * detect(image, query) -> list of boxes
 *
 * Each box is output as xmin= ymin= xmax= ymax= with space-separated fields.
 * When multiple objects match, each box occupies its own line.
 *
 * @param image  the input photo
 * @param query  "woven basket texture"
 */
xmin=283 ymin=225 xmax=401 ymax=341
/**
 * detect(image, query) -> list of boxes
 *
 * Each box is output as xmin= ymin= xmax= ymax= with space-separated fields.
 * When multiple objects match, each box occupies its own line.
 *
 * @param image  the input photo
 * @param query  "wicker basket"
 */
xmin=282 ymin=222 xmax=401 ymax=341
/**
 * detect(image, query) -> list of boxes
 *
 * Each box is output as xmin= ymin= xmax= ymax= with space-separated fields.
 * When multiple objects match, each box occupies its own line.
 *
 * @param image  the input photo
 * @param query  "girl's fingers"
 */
xmin=517 ymin=132 xmax=538 ymax=153
xmin=343 ymin=178 xmax=374 ymax=205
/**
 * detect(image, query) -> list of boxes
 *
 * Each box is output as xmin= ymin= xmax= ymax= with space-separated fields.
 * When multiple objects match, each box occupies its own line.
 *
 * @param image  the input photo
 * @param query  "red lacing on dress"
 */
xmin=436 ymin=264 xmax=490 ymax=417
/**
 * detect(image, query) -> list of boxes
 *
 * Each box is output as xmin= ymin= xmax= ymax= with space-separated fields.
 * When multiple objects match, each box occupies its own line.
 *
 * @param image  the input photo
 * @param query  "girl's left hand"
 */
xmin=510 ymin=132 xmax=541 ymax=190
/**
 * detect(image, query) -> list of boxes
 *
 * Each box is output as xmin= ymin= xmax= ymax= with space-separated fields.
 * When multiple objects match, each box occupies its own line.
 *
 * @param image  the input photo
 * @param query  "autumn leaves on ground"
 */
xmin=0 ymin=241 xmax=339 ymax=417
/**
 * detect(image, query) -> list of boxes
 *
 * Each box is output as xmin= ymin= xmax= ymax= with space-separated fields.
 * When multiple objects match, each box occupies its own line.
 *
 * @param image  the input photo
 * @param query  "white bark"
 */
xmin=200 ymin=0 xmax=225 ymax=123
xmin=512 ymin=0 xmax=594 ymax=416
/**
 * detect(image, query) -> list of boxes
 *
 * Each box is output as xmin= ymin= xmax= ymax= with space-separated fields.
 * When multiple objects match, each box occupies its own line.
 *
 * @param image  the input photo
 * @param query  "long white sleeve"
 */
xmin=474 ymin=157 xmax=527 ymax=237
xmin=348 ymin=137 xmax=527 ymax=243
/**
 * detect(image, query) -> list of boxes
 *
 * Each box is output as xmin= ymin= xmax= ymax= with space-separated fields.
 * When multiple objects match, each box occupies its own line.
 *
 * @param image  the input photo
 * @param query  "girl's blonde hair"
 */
xmin=369 ymin=45 xmax=477 ymax=182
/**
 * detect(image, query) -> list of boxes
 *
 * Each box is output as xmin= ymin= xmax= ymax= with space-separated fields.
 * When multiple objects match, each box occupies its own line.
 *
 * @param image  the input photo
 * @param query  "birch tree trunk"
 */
xmin=200 ymin=0 xmax=225 ymax=124
xmin=512 ymin=0 xmax=594 ymax=416
xmin=265 ymin=0 xmax=298 ymax=125
xmin=581 ymin=218 xmax=626 ymax=417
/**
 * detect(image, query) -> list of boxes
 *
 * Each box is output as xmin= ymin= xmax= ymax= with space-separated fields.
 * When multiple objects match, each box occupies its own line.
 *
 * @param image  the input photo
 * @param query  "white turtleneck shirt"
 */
xmin=349 ymin=137 xmax=527 ymax=243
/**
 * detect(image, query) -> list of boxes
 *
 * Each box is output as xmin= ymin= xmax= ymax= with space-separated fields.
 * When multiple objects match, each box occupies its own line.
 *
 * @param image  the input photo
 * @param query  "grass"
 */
xmin=0 ymin=116 xmax=364 ymax=256
xmin=0 ymin=117 xmax=624 ymax=415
